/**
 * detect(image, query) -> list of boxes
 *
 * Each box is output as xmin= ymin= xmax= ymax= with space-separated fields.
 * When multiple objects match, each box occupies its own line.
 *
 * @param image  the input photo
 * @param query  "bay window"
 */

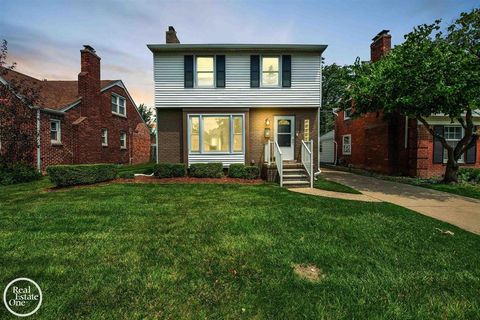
xmin=188 ymin=114 xmax=244 ymax=154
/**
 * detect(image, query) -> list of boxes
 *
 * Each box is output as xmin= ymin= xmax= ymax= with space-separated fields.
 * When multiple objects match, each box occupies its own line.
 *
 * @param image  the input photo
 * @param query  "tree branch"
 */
xmin=418 ymin=116 xmax=452 ymax=151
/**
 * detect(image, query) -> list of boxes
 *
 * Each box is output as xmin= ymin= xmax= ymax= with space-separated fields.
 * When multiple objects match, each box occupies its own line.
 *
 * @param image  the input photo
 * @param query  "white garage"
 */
xmin=320 ymin=130 xmax=336 ymax=164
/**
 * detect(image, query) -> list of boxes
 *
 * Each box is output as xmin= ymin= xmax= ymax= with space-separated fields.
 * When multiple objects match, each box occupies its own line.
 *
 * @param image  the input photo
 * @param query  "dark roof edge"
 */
xmin=147 ymin=43 xmax=327 ymax=53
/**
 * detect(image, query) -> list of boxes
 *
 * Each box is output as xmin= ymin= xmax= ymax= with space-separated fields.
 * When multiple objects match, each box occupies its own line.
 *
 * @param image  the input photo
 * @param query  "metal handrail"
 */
xmin=301 ymin=140 xmax=314 ymax=188
xmin=274 ymin=141 xmax=283 ymax=187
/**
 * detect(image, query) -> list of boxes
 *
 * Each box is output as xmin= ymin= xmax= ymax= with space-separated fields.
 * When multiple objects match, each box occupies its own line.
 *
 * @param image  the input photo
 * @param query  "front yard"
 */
xmin=1 ymin=179 xmax=479 ymax=319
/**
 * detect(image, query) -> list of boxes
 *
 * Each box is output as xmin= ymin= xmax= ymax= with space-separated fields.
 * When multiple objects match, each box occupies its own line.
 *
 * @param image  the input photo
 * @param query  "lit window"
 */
xmin=188 ymin=115 xmax=244 ymax=154
xmin=444 ymin=126 xmax=464 ymax=163
xmin=111 ymin=95 xmax=126 ymax=116
xmin=120 ymin=132 xmax=127 ymax=149
xmin=190 ymin=116 xmax=200 ymax=152
xmin=50 ymin=120 xmax=61 ymax=144
xmin=196 ymin=57 xmax=214 ymax=87
xmin=101 ymin=129 xmax=108 ymax=146
xmin=342 ymin=135 xmax=351 ymax=155
xmin=262 ymin=57 xmax=279 ymax=87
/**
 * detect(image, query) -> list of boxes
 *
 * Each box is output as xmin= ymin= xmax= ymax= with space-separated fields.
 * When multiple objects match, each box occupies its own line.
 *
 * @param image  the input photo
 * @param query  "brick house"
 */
xmin=149 ymin=27 xmax=326 ymax=187
xmin=0 ymin=45 xmax=151 ymax=171
xmin=334 ymin=30 xmax=480 ymax=178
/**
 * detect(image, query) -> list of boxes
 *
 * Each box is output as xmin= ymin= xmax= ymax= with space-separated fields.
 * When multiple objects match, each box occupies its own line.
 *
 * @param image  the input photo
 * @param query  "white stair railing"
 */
xmin=301 ymin=140 xmax=314 ymax=188
xmin=274 ymin=141 xmax=283 ymax=187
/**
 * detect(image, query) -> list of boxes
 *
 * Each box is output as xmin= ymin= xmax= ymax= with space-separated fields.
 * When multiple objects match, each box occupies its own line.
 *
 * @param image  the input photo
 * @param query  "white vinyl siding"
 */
xmin=153 ymin=53 xmax=321 ymax=108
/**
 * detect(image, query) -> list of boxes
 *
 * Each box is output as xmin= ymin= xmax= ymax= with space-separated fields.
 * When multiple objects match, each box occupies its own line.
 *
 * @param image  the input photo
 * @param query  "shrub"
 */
xmin=47 ymin=164 xmax=118 ymax=187
xmin=228 ymin=164 xmax=246 ymax=178
xmin=153 ymin=163 xmax=187 ymax=178
xmin=0 ymin=163 xmax=41 ymax=185
xmin=227 ymin=164 xmax=260 ymax=179
xmin=189 ymin=163 xmax=223 ymax=178
xmin=244 ymin=166 xmax=260 ymax=179
xmin=458 ymin=168 xmax=480 ymax=184
xmin=118 ymin=172 xmax=135 ymax=179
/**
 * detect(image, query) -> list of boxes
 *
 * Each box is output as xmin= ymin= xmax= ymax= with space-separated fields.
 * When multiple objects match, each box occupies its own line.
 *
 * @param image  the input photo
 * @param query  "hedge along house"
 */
xmin=0 ymin=45 xmax=151 ymax=171
xmin=149 ymin=27 xmax=326 ymax=187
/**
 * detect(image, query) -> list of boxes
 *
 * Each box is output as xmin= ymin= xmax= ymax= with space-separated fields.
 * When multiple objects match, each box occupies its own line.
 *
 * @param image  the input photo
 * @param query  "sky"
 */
xmin=1 ymin=0 xmax=477 ymax=108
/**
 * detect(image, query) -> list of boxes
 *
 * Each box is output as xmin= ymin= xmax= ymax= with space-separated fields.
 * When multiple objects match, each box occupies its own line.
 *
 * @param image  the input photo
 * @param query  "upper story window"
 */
xmin=101 ymin=129 xmax=108 ymax=146
xmin=111 ymin=94 xmax=126 ymax=116
xmin=344 ymin=108 xmax=353 ymax=120
xmin=50 ymin=120 xmax=61 ymax=144
xmin=444 ymin=126 xmax=464 ymax=163
xmin=196 ymin=56 xmax=214 ymax=87
xmin=261 ymin=57 xmax=280 ymax=87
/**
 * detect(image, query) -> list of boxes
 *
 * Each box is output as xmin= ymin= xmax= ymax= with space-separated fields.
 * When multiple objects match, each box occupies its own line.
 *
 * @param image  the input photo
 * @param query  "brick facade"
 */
xmin=1 ymin=46 xmax=150 ymax=171
xmin=156 ymin=107 xmax=318 ymax=171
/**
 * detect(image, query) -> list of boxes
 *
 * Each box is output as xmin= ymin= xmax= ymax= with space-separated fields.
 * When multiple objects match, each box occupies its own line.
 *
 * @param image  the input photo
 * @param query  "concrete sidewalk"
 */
xmin=319 ymin=168 xmax=480 ymax=235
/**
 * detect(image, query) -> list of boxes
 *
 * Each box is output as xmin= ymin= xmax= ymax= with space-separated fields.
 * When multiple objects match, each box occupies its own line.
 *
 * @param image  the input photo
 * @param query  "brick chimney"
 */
xmin=166 ymin=26 xmax=180 ymax=44
xmin=78 ymin=45 xmax=101 ymax=100
xmin=370 ymin=30 xmax=391 ymax=62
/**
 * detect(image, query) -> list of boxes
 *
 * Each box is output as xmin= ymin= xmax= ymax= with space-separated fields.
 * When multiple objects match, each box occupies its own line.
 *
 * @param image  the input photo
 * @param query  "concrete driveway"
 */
xmin=321 ymin=168 xmax=480 ymax=235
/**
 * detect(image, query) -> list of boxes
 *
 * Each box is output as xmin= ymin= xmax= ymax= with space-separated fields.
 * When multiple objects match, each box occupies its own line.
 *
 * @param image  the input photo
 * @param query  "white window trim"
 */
xmin=120 ymin=132 xmax=127 ymax=149
xmin=111 ymin=93 xmax=127 ymax=117
xmin=443 ymin=125 xmax=464 ymax=164
xmin=195 ymin=56 xmax=216 ymax=88
xmin=344 ymin=108 xmax=352 ymax=120
xmin=187 ymin=114 xmax=245 ymax=155
xmin=342 ymin=134 xmax=351 ymax=155
xmin=260 ymin=55 xmax=281 ymax=88
xmin=101 ymin=129 xmax=108 ymax=147
xmin=50 ymin=119 xmax=61 ymax=144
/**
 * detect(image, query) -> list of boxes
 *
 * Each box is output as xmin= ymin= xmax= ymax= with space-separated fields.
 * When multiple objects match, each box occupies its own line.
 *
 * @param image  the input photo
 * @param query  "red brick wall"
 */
xmin=39 ymin=85 xmax=150 ymax=170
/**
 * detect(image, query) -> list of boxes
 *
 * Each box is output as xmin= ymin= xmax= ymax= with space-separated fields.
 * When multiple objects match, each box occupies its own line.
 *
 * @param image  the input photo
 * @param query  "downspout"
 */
xmin=36 ymin=109 xmax=41 ymax=172
xmin=315 ymin=53 xmax=323 ymax=177
xmin=155 ymin=108 xmax=159 ymax=164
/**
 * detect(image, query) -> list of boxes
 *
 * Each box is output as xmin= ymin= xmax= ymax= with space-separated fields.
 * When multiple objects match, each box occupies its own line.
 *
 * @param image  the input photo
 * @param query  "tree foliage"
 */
xmin=137 ymin=103 xmax=154 ymax=130
xmin=0 ymin=40 xmax=38 ymax=166
xmin=321 ymin=63 xmax=352 ymax=134
xmin=344 ymin=9 xmax=480 ymax=183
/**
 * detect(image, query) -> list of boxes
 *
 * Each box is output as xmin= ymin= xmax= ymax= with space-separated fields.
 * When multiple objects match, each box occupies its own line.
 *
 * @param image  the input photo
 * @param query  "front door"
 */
xmin=274 ymin=116 xmax=295 ymax=160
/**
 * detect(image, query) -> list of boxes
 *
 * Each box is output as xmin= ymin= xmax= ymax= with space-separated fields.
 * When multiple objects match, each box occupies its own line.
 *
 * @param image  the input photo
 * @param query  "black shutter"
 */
xmin=282 ymin=55 xmax=291 ymax=87
xmin=466 ymin=126 xmax=478 ymax=164
xmin=216 ymin=55 xmax=225 ymax=88
xmin=433 ymin=125 xmax=444 ymax=164
xmin=250 ymin=55 xmax=260 ymax=88
xmin=184 ymin=55 xmax=194 ymax=88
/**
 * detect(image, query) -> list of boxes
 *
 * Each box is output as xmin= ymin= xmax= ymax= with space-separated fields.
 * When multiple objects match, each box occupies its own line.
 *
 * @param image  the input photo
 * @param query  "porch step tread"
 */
xmin=283 ymin=180 xmax=310 ymax=185
xmin=283 ymin=168 xmax=306 ymax=172
xmin=283 ymin=174 xmax=308 ymax=178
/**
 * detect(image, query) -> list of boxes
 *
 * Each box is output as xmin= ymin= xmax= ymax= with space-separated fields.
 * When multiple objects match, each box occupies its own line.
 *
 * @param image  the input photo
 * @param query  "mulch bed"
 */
xmin=115 ymin=176 xmax=264 ymax=185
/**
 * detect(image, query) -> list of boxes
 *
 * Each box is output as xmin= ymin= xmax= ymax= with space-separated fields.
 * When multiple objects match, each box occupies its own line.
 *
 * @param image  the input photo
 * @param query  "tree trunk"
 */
xmin=443 ymin=160 xmax=459 ymax=183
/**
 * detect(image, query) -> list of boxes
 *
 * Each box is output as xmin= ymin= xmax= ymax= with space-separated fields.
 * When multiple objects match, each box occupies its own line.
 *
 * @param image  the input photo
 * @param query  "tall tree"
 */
xmin=0 ymin=40 xmax=38 ymax=165
xmin=344 ymin=9 xmax=480 ymax=183
xmin=137 ymin=103 xmax=154 ymax=130
xmin=321 ymin=63 xmax=352 ymax=134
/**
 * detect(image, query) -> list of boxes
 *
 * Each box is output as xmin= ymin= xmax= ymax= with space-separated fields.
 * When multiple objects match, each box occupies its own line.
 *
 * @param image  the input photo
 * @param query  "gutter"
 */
xmin=36 ymin=109 xmax=41 ymax=172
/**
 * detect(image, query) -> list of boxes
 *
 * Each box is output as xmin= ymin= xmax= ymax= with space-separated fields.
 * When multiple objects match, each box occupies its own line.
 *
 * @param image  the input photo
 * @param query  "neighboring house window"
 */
xmin=444 ymin=126 xmax=464 ymax=163
xmin=344 ymin=108 xmax=353 ymax=120
xmin=50 ymin=120 xmax=61 ymax=144
xmin=101 ymin=129 xmax=108 ymax=146
xmin=342 ymin=134 xmax=351 ymax=155
xmin=120 ymin=132 xmax=127 ymax=149
xmin=111 ymin=94 xmax=126 ymax=116
xmin=196 ymin=56 xmax=214 ymax=87
xmin=262 ymin=56 xmax=280 ymax=87
xmin=188 ymin=114 xmax=244 ymax=154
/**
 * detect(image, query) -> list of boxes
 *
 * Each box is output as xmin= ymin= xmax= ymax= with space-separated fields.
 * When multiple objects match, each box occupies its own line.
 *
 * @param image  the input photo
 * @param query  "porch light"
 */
xmin=264 ymin=128 xmax=271 ymax=138
xmin=265 ymin=118 xmax=270 ymax=126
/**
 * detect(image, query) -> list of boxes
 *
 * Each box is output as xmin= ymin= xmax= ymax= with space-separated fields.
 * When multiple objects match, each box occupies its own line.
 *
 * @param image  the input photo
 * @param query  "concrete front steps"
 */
xmin=282 ymin=161 xmax=311 ymax=188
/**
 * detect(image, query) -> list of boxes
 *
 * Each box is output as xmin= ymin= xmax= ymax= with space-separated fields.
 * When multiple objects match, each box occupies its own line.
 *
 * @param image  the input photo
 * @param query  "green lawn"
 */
xmin=117 ymin=162 xmax=156 ymax=175
xmin=1 ymin=179 xmax=479 ymax=319
xmin=314 ymin=176 xmax=361 ymax=194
